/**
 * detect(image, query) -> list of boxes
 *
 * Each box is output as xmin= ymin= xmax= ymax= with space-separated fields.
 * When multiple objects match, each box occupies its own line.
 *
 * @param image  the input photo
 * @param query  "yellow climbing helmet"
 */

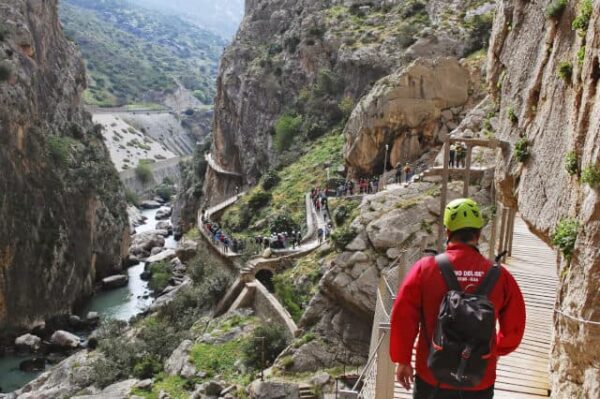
xmin=443 ymin=198 xmax=485 ymax=232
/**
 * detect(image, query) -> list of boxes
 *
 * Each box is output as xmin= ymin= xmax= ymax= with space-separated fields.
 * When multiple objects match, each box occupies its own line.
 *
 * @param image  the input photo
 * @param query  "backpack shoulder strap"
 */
xmin=475 ymin=261 xmax=502 ymax=296
xmin=435 ymin=253 xmax=461 ymax=292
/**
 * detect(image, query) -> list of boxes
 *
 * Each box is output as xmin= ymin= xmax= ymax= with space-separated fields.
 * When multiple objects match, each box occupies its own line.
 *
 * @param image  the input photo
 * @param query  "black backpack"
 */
xmin=425 ymin=253 xmax=501 ymax=388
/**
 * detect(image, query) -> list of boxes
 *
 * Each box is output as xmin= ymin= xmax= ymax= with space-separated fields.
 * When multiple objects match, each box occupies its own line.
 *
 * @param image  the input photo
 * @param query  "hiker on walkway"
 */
xmin=317 ymin=227 xmax=324 ymax=244
xmin=404 ymin=163 xmax=412 ymax=183
xmin=296 ymin=231 xmax=302 ymax=247
xmin=449 ymin=144 xmax=456 ymax=168
xmin=390 ymin=198 xmax=526 ymax=399
xmin=456 ymin=143 xmax=467 ymax=168
xmin=396 ymin=163 xmax=403 ymax=184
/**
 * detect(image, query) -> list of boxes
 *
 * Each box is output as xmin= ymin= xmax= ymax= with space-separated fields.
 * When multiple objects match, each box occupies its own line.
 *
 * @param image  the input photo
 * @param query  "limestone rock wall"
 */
xmin=486 ymin=1 xmax=600 ymax=396
xmin=0 ymin=0 xmax=128 ymax=332
xmin=343 ymin=57 xmax=472 ymax=176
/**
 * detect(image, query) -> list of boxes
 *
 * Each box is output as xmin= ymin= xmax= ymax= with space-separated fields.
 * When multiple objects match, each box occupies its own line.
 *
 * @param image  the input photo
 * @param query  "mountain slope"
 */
xmin=60 ymin=0 xmax=226 ymax=107
xmin=131 ymin=0 xmax=244 ymax=38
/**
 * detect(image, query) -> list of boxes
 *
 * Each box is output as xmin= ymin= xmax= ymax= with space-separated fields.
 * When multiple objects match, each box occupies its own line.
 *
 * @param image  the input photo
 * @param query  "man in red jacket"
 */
xmin=390 ymin=198 xmax=526 ymax=398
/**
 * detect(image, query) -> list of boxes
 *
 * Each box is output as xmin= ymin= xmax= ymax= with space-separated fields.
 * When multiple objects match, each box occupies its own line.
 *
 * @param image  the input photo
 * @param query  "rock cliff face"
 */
xmin=205 ymin=0 xmax=495 ymax=203
xmin=0 ymin=0 xmax=128 ymax=332
xmin=486 ymin=1 xmax=600 ymax=396
xmin=343 ymin=57 xmax=473 ymax=176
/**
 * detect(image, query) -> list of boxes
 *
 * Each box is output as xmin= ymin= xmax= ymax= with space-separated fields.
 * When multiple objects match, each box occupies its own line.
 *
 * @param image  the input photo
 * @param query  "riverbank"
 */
xmin=0 ymin=206 xmax=176 ymax=393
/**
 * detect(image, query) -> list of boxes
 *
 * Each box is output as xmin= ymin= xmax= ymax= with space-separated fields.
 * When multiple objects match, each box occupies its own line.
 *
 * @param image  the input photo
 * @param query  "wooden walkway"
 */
xmin=394 ymin=216 xmax=557 ymax=398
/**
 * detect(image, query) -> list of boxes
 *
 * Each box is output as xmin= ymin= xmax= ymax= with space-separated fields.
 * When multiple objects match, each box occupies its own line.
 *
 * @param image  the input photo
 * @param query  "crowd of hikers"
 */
xmin=331 ymin=176 xmax=381 ymax=197
xmin=202 ymin=218 xmax=246 ymax=254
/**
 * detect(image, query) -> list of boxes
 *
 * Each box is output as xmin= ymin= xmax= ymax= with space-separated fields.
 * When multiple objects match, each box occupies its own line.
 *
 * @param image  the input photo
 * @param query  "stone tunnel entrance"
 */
xmin=255 ymin=269 xmax=275 ymax=293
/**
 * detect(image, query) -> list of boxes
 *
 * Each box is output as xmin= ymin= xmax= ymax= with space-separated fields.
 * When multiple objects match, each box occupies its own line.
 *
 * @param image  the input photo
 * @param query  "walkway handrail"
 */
xmin=205 ymin=153 xmax=244 ymax=177
xmin=351 ymin=333 xmax=387 ymax=392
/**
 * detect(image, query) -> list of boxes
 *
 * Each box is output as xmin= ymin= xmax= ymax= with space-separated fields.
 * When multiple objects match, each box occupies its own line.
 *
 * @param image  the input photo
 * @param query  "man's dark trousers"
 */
xmin=413 ymin=376 xmax=494 ymax=399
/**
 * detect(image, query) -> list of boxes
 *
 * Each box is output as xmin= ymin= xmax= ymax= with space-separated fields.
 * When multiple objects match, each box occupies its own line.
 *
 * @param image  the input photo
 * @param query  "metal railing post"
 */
xmin=374 ymin=328 xmax=395 ymax=399
xmin=438 ymin=136 xmax=451 ymax=253
xmin=463 ymin=145 xmax=473 ymax=197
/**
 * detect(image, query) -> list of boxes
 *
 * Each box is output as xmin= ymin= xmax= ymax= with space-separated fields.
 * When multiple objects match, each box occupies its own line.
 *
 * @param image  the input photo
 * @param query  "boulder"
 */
xmin=155 ymin=221 xmax=173 ymax=233
xmin=155 ymin=206 xmax=172 ymax=220
xmin=15 ymin=334 xmax=42 ymax=352
xmin=146 ymin=249 xmax=177 ymax=265
xmin=129 ymin=231 xmax=166 ymax=259
xmin=128 ymin=206 xmax=146 ymax=228
xmin=248 ymin=381 xmax=300 ymax=399
xmin=175 ymin=238 xmax=197 ymax=262
xmin=68 ymin=315 xmax=87 ymax=329
xmin=344 ymin=57 xmax=470 ymax=176
xmin=134 ymin=379 xmax=153 ymax=391
xmin=72 ymin=379 xmax=138 ymax=399
xmin=102 ymin=274 xmax=129 ymax=289
xmin=150 ymin=247 xmax=164 ymax=256
xmin=164 ymin=340 xmax=194 ymax=377
xmin=140 ymin=200 xmax=161 ymax=209
xmin=86 ymin=312 xmax=100 ymax=324
xmin=194 ymin=381 xmax=224 ymax=396
xmin=50 ymin=330 xmax=81 ymax=349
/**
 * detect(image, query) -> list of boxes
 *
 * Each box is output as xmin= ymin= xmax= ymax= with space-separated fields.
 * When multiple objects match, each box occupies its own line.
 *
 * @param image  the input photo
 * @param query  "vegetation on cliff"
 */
xmin=60 ymin=0 xmax=225 ymax=107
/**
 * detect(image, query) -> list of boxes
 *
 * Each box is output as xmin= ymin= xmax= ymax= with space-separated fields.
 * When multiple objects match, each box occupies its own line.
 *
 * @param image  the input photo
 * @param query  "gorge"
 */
xmin=1 ymin=0 xmax=600 ymax=398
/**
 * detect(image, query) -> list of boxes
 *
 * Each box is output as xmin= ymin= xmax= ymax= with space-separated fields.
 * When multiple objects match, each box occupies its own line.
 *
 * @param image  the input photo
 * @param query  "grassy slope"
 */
xmin=221 ymin=131 xmax=344 ymax=237
xmin=60 ymin=0 xmax=225 ymax=107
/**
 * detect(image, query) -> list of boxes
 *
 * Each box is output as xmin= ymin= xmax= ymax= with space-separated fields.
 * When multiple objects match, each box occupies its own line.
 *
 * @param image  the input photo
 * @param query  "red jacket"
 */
xmin=389 ymin=243 xmax=526 ymax=390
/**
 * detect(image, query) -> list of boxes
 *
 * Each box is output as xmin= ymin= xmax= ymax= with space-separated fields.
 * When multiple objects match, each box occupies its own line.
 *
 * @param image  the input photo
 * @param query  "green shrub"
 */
xmin=315 ymin=69 xmax=344 ymax=97
xmin=557 ymin=61 xmax=573 ymax=81
xmin=331 ymin=226 xmax=357 ymax=251
xmin=269 ymin=213 xmax=300 ymax=234
xmin=396 ymin=22 xmax=419 ymax=48
xmin=262 ymin=170 xmax=281 ymax=190
xmin=546 ymin=0 xmax=568 ymax=18
xmin=242 ymin=324 xmax=289 ymax=370
xmin=148 ymin=261 xmax=171 ymax=293
xmin=338 ymin=96 xmax=355 ymax=119
xmin=125 ymin=188 xmax=140 ymax=206
xmin=581 ymin=164 xmax=600 ymax=188
xmin=514 ymin=138 xmax=530 ymax=162
xmin=507 ymin=107 xmax=518 ymax=123
xmin=273 ymin=275 xmax=304 ymax=322
xmin=577 ymin=47 xmax=585 ymax=65
xmin=399 ymin=0 xmax=427 ymax=18
xmin=155 ymin=184 xmax=175 ymax=202
xmin=464 ymin=13 xmax=494 ymax=54
xmin=248 ymin=191 xmax=272 ymax=211
xmin=274 ymin=114 xmax=303 ymax=152
xmin=333 ymin=204 xmax=351 ymax=225
xmin=564 ymin=151 xmax=578 ymax=176
xmin=552 ymin=218 xmax=579 ymax=259
xmin=132 ymin=355 xmax=163 ymax=379
xmin=48 ymin=136 xmax=73 ymax=165
xmin=572 ymin=0 xmax=593 ymax=35
xmin=135 ymin=161 xmax=154 ymax=184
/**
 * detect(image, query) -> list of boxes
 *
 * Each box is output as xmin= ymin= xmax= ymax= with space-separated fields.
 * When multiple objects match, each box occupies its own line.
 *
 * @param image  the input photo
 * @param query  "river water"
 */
xmin=0 ymin=208 xmax=175 ymax=393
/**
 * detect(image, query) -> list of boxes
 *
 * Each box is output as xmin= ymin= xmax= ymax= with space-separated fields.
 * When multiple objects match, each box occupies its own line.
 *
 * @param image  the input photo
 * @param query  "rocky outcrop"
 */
xmin=343 ymin=57 xmax=471 ymax=176
xmin=205 ymin=0 xmax=495 ymax=203
xmin=0 ymin=0 xmax=128 ymax=332
xmin=14 ymin=350 xmax=100 ymax=398
xmin=485 ymin=1 xmax=600 ymax=396
xmin=291 ymin=179 xmax=494 ymax=370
